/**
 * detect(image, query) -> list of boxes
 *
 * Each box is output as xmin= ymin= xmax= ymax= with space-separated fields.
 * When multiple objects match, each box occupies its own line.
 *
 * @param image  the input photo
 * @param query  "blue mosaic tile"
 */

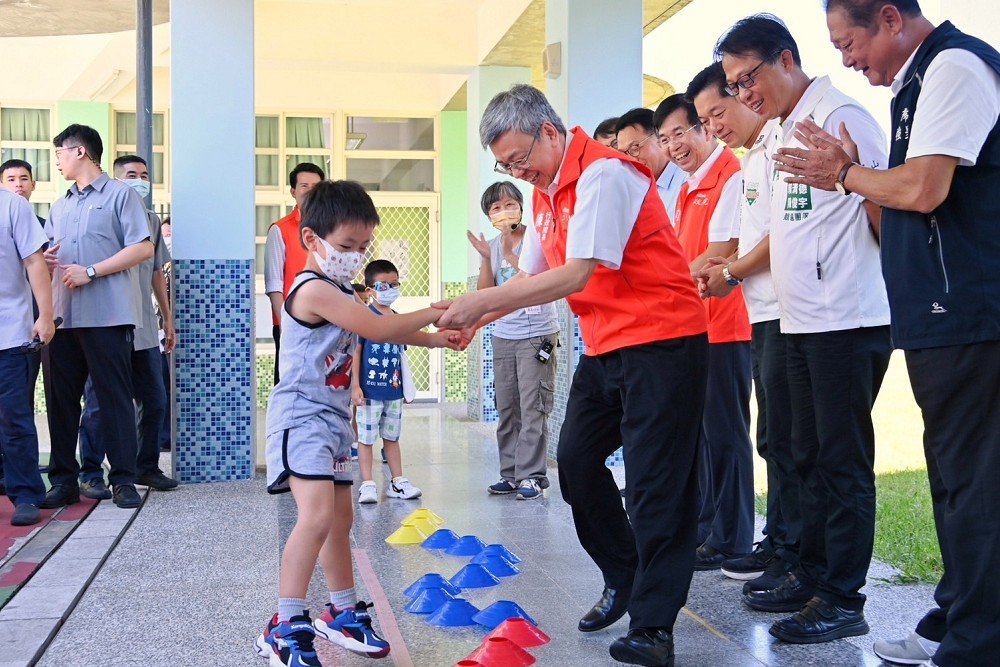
xmin=172 ymin=259 xmax=254 ymax=483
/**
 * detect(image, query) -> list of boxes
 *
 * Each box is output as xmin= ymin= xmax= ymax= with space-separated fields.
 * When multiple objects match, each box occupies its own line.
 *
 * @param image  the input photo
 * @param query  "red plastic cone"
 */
xmin=466 ymin=636 xmax=536 ymax=667
xmin=451 ymin=661 xmax=486 ymax=667
xmin=485 ymin=618 xmax=551 ymax=648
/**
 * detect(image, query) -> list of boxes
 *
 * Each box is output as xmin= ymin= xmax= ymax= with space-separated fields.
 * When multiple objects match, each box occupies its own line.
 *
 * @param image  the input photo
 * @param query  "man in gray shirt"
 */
xmin=77 ymin=155 xmax=178 ymax=498
xmin=39 ymin=124 xmax=153 ymax=510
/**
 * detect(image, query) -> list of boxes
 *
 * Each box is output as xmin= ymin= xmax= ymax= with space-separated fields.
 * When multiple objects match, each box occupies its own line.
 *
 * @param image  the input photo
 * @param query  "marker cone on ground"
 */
xmin=403 ymin=508 xmax=445 ymax=526
xmin=486 ymin=618 xmax=550 ymax=648
xmin=404 ymin=517 xmax=438 ymax=535
xmin=465 ymin=637 xmax=536 ymax=667
xmin=404 ymin=573 xmax=462 ymax=598
xmin=477 ymin=544 xmax=521 ymax=563
xmin=426 ymin=599 xmax=481 ymax=627
xmin=472 ymin=601 xmax=537 ymax=630
xmin=445 ymin=535 xmax=488 ymax=556
xmin=449 ymin=564 xmax=502 ymax=588
xmin=404 ymin=587 xmax=456 ymax=614
xmin=386 ymin=523 xmax=428 ymax=544
xmin=422 ymin=528 xmax=460 ymax=550
xmin=451 ymin=661 xmax=486 ymax=667
xmin=470 ymin=553 xmax=520 ymax=577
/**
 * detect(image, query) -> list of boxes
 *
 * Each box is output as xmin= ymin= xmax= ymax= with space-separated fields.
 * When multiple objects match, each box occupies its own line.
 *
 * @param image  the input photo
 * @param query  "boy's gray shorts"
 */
xmin=266 ymin=414 xmax=353 ymax=494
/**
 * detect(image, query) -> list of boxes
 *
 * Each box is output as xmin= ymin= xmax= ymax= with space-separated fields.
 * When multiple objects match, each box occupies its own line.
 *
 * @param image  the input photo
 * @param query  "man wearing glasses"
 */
xmin=614 ymin=107 xmax=685 ymax=218
xmin=716 ymin=14 xmax=892 ymax=645
xmin=39 ymin=124 xmax=153 ymax=510
xmin=438 ymin=84 xmax=708 ymax=667
xmin=654 ymin=93 xmax=755 ymax=574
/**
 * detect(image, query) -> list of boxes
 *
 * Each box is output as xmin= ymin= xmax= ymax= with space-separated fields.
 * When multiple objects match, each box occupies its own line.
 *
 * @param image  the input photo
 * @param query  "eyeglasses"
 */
xmin=371 ymin=281 xmax=401 ymax=292
xmin=660 ymin=125 xmax=699 ymax=147
xmin=494 ymin=131 xmax=539 ymax=175
xmin=621 ymin=135 xmax=653 ymax=158
xmin=724 ymin=53 xmax=779 ymax=97
xmin=54 ymin=145 xmax=81 ymax=155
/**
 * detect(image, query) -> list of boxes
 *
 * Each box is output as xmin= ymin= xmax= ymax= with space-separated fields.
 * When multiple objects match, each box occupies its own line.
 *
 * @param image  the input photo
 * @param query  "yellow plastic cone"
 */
xmin=386 ymin=524 xmax=428 ymax=545
xmin=403 ymin=508 xmax=445 ymax=526
xmin=403 ymin=518 xmax=438 ymax=535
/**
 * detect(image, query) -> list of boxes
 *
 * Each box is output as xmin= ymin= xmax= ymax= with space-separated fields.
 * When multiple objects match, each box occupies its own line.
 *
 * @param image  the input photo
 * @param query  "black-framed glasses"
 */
xmin=494 ymin=131 xmax=539 ymax=175
xmin=725 ymin=53 xmax=779 ymax=97
xmin=621 ymin=135 xmax=653 ymax=158
xmin=371 ymin=281 xmax=401 ymax=292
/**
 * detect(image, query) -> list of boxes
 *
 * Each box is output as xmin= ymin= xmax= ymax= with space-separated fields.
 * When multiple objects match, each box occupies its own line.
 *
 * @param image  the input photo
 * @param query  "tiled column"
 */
xmin=169 ymin=0 xmax=255 ymax=482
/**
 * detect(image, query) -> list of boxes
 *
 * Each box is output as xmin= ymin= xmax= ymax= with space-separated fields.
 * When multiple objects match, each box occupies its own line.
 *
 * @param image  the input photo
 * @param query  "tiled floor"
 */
xmin=13 ymin=404 xmax=935 ymax=667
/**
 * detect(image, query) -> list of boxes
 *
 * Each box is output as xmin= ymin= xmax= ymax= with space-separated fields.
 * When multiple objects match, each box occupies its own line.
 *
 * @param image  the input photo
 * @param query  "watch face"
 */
xmin=835 ymin=182 xmax=847 ymax=195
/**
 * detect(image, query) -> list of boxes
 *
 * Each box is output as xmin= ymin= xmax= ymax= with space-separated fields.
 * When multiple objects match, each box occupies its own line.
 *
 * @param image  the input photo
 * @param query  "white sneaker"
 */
xmin=873 ymin=633 xmax=937 ymax=665
xmin=386 ymin=477 xmax=421 ymax=500
xmin=358 ymin=481 xmax=378 ymax=504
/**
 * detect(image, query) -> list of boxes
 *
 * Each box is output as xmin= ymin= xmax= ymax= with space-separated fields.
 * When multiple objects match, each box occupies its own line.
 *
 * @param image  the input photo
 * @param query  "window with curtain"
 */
xmin=256 ymin=116 xmax=279 ymax=187
xmin=0 ymin=108 xmax=52 ymax=181
xmin=114 ymin=111 xmax=167 ymax=185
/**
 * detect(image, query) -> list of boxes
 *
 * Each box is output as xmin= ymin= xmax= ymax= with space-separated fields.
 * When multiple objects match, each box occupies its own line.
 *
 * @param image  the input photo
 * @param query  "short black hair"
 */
xmin=352 ymin=282 xmax=367 ymax=295
xmin=53 ymin=124 xmax=104 ymax=163
xmin=686 ymin=62 xmax=729 ymax=103
xmin=614 ymin=108 xmax=656 ymax=136
xmin=113 ymin=154 xmax=147 ymax=172
xmin=480 ymin=181 xmax=523 ymax=216
xmin=290 ymin=162 xmax=326 ymax=188
xmin=161 ymin=216 xmax=171 ymax=226
xmin=824 ymin=0 xmax=922 ymax=28
xmin=363 ymin=259 xmax=399 ymax=287
xmin=298 ymin=180 xmax=378 ymax=247
xmin=0 ymin=159 xmax=33 ymax=179
xmin=593 ymin=117 xmax=620 ymax=140
xmin=714 ymin=14 xmax=801 ymax=67
xmin=653 ymin=94 xmax=699 ymax=132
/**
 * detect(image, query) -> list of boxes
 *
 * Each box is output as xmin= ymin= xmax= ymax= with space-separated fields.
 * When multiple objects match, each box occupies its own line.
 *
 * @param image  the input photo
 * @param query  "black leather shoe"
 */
xmin=769 ymin=596 xmax=870 ymax=644
xmin=137 ymin=471 xmax=179 ymax=491
xmin=112 ymin=484 xmax=142 ymax=509
xmin=743 ymin=573 xmax=815 ymax=612
xmin=11 ymin=504 xmax=40 ymax=526
xmin=609 ymin=627 xmax=674 ymax=667
xmin=743 ymin=557 xmax=794 ymax=594
xmin=38 ymin=484 xmax=80 ymax=509
xmin=579 ymin=586 xmax=631 ymax=632
xmin=80 ymin=478 xmax=113 ymax=500
xmin=695 ymin=544 xmax=745 ymax=571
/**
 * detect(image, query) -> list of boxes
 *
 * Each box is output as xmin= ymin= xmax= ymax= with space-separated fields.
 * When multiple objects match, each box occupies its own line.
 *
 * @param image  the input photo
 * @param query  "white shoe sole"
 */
xmin=721 ymin=567 xmax=765 ymax=581
xmin=872 ymin=648 xmax=931 ymax=665
xmin=314 ymin=621 xmax=391 ymax=656
xmin=253 ymin=634 xmax=272 ymax=659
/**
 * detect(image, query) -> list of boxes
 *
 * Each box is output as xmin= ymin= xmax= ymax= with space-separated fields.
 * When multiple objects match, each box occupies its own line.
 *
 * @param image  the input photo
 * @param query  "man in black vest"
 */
xmin=772 ymin=2 xmax=1000 ymax=665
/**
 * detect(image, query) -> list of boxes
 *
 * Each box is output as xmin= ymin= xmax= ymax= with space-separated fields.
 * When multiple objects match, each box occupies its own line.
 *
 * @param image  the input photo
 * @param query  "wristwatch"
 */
xmin=722 ymin=263 xmax=742 ymax=286
xmin=86 ymin=265 xmax=97 ymax=279
xmin=835 ymin=162 xmax=857 ymax=195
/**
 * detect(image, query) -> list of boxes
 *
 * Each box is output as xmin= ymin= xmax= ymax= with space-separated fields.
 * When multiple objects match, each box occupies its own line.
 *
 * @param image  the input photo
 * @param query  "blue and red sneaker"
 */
xmin=254 ymin=612 xmax=322 ymax=667
xmin=313 ymin=601 xmax=391 ymax=658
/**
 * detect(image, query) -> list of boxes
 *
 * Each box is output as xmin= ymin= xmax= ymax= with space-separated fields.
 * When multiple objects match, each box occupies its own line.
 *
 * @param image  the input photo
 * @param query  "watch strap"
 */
xmin=836 ymin=162 xmax=856 ymax=195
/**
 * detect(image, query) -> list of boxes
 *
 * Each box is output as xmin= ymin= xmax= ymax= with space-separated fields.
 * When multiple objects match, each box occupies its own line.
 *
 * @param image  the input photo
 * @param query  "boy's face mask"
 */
xmin=314 ymin=237 xmax=364 ymax=283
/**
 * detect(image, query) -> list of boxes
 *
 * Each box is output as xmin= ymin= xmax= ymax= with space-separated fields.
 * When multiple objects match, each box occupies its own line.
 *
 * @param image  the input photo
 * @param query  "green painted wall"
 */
xmin=440 ymin=110 xmax=468 ymax=283
xmin=55 ymin=101 xmax=112 ymax=190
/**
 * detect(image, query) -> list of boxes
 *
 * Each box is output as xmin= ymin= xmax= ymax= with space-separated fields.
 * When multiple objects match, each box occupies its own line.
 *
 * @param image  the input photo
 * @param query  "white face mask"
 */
xmin=124 ymin=178 xmax=151 ymax=200
xmin=373 ymin=287 xmax=400 ymax=306
xmin=163 ymin=235 xmax=172 ymax=255
xmin=314 ymin=237 xmax=364 ymax=283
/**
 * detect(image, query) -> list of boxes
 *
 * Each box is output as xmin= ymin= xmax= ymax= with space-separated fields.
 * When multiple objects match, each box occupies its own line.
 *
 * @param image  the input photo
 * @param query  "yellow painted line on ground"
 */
xmin=681 ymin=606 xmax=730 ymax=642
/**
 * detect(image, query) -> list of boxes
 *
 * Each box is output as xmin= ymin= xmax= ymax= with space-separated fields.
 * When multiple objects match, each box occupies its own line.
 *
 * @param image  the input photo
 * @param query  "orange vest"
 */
xmin=674 ymin=147 xmax=752 ymax=344
xmin=270 ymin=208 xmax=307 ymax=325
xmin=532 ymin=128 xmax=707 ymax=356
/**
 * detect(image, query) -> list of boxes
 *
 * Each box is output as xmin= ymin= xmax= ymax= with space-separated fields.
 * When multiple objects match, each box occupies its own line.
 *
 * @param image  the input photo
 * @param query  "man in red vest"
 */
xmin=263 ymin=162 xmax=325 ymax=384
xmin=655 ymin=94 xmax=756 ymax=572
xmin=439 ymin=84 xmax=708 ymax=667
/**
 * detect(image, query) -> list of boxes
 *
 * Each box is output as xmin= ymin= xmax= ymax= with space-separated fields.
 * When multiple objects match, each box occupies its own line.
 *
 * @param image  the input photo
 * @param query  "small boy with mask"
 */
xmin=352 ymin=259 xmax=420 ymax=504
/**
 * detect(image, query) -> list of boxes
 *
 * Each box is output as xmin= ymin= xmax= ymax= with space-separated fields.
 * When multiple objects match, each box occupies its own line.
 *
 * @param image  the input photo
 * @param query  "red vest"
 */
xmin=270 ymin=208 xmax=307 ymax=325
xmin=532 ymin=128 xmax=706 ymax=356
xmin=674 ymin=147 xmax=751 ymax=344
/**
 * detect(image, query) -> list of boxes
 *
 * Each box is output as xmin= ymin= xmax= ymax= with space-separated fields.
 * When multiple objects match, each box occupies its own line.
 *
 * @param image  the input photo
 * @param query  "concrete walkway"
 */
xmin=2 ymin=404 xmax=935 ymax=667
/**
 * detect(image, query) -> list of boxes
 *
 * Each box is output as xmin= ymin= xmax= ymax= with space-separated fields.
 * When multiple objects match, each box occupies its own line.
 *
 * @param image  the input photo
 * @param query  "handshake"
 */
xmin=429 ymin=293 xmax=492 ymax=351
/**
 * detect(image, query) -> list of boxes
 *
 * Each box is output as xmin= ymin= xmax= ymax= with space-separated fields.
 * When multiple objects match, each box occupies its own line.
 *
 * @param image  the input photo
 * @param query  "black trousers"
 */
xmin=557 ymin=334 xmax=708 ymax=630
xmin=697 ymin=340 xmax=755 ymax=555
xmin=787 ymin=326 xmax=891 ymax=611
xmin=43 ymin=326 xmax=137 ymax=488
xmin=907 ymin=340 xmax=1000 ymax=666
xmin=751 ymin=319 xmax=800 ymax=566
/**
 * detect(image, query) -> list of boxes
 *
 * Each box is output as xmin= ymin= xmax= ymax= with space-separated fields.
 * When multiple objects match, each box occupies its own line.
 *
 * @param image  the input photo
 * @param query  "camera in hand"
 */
xmin=19 ymin=317 xmax=63 ymax=354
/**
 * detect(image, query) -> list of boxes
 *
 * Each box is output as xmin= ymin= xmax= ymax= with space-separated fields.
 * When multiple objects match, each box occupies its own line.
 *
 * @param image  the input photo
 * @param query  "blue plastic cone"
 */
xmin=445 ymin=535 xmax=488 ymax=557
xmin=426 ymin=598 xmax=481 ymax=627
xmin=421 ymin=528 xmax=460 ymax=550
xmin=404 ymin=573 xmax=462 ymax=598
xmin=478 ymin=544 xmax=522 ymax=564
xmin=449 ymin=563 xmax=501 ymax=589
xmin=472 ymin=600 xmax=538 ymax=630
xmin=404 ymin=587 xmax=456 ymax=614
xmin=470 ymin=553 xmax=520 ymax=577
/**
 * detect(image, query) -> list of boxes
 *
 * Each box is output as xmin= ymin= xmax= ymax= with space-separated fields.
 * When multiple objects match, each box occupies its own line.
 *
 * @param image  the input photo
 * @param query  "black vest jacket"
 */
xmin=882 ymin=21 xmax=1000 ymax=349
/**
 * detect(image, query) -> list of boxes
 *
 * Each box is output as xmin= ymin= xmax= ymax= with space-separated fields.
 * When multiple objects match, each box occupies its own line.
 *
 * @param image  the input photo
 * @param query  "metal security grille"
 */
xmin=361 ymin=202 xmax=438 ymax=397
